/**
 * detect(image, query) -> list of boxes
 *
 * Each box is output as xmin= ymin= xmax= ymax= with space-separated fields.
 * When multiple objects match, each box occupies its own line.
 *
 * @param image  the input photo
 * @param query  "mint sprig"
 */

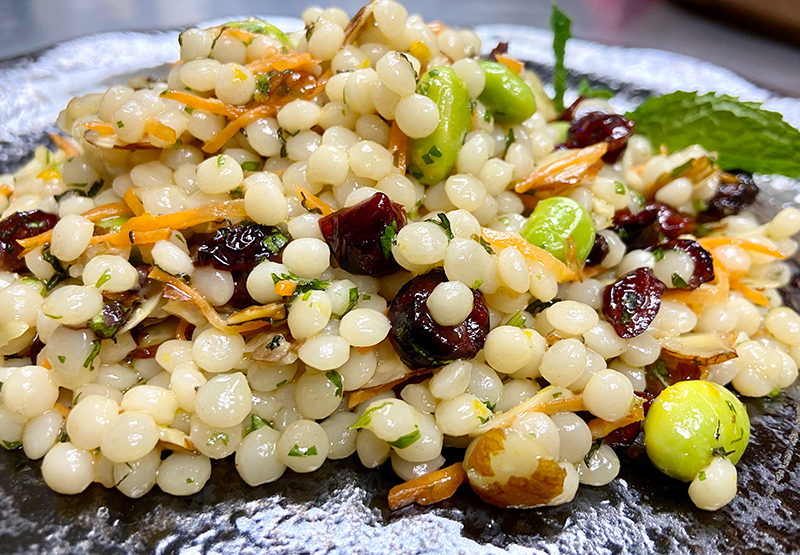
xmin=628 ymin=91 xmax=800 ymax=178
xmin=550 ymin=4 xmax=572 ymax=113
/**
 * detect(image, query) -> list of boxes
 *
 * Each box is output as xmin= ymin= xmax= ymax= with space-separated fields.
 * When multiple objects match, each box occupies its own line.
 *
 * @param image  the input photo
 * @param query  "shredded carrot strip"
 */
xmin=145 ymin=118 xmax=178 ymax=144
xmin=588 ymin=398 xmax=645 ymax=440
xmin=124 ymin=188 xmax=145 ymax=217
xmin=388 ymin=121 xmax=409 ymax=174
xmin=223 ymin=27 xmax=256 ymax=44
xmin=274 ymin=280 xmax=297 ymax=297
xmin=730 ymin=280 xmax=769 ymax=306
xmin=495 ymin=53 xmax=523 ymax=74
xmin=515 ymin=143 xmax=608 ymax=195
xmin=160 ymin=91 xmax=244 ymax=118
xmin=82 ymin=202 xmax=133 ymax=222
xmin=149 ymin=267 xmax=277 ymax=333
xmin=663 ymin=259 xmax=729 ymax=306
xmin=89 ymin=229 xmax=171 ymax=248
xmin=698 ymin=236 xmax=786 ymax=259
xmin=388 ymin=463 xmax=467 ymax=510
xmin=49 ymin=133 xmax=79 ymax=158
xmin=480 ymin=227 xmax=577 ymax=283
xmin=0 ymin=183 xmax=12 ymax=196
xmin=82 ymin=121 xmax=116 ymax=135
xmin=202 ymin=104 xmax=278 ymax=153
xmin=175 ymin=319 xmax=190 ymax=340
xmin=17 ymin=203 xmax=134 ymax=255
xmin=120 ymin=200 xmax=247 ymax=235
xmin=296 ymin=185 xmax=334 ymax=216
xmin=246 ymin=52 xmax=318 ymax=73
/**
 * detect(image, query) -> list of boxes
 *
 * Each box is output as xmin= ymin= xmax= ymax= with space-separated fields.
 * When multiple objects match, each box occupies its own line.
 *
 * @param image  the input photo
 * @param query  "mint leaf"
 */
xmin=288 ymin=443 xmax=318 ymax=457
xmin=387 ymin=427 xmax=421 ymax=449
xmin=627 ymin=91 xmax=800 ymax=178
xmin=326 ymin=370 xmax=343 ymax=397
xmin=550 ymin=4 xmax=572 ymax=113
xmin=350 ymin=402 xmax=390 ymax=429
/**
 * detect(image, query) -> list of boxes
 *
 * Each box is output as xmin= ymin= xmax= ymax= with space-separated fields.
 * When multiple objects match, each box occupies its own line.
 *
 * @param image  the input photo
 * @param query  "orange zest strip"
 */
xmin=296 ymin=185 xmax=334 ymax=216
xmin=532 ymin=394 xmax=586 ymax=416
xmin=120 ymin=200 xmax=247 ymax=235
xmin=354 ymin=345 xmax=375 ymax=356
xmin=89 ymin=229 xmax=171 ymax=248
xmin=663 ymin=259 xmax=729 ymax=306
xmin=515 ymin=143 xmax=608 ymax=195
xmin=0 ymin=183 xmax=12 ymax=196
xmin=175 ymin=319 xmax=190 ymax=340
xmin=588 ymin=398 xmax=645 ymax=440
xmin=222 ymin=27 xmax=256 ymax=44
xmin=388 ymin=121 xmax=409 ymax=174
xmin=698 ymin=236 xmax=786 ymax=259
xmin=246 ymin=52 xmax=318 ymax=73
xmin=348 ymin=378 xmax=406 ymax=409
xmin=274 ymin=280 xmax=297 ymax=297
xmin=388 ymin=463 xmax=467 ymax=511
xmin=495 ymin=53 xmax=524 ymax=74
xmin=82 ymin=121 xmax=116 ymax=135
xmin=202 ymin=103 xmax=277 ymax=153
xmin=124 ymin=188 xmax=145 ymax=217
xmin=145 ymin=118 xmax=178 ymax=144
xmin=49 ymin=133 xmax=79 ymax=158
xmin=480 ymin=227 xmax=577 ymax=283
xmin=149 ymin=267 xmax=279 ymax=334
xmin=160 ymin=91 xmax=245 ymax=118
xmin=17 ymin=203 xmax=135 ymax=254
xmin=730 ymin=280 xmax=769 ymax=306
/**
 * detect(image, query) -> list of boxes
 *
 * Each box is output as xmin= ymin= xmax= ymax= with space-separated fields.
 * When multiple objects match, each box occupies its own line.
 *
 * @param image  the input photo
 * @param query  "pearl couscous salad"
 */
xmin=0 ymin=0 xmax=798 ymax=512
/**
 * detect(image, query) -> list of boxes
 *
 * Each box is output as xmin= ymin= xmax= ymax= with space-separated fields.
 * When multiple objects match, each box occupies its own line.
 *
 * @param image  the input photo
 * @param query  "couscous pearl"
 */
xmin=583 ymin=369 xmax=634 ymax=422
xmin=339 ymin=308 xmax=391 ymax=347
xmin=41 ymin=442 xmax=95 ymax=495
xmin=101 ymin=411 xmax=159 ymax=463
xmin=539 ymin=339 xmax=586 ymax=388
xmin=196 ymin=154 xmax=243 ymax=194
xmin=2 ymin=365 xmax=59 ymax=419
xmin=195 ymin=372 xmax=252 ymax=428
xmin=282 ymin=238 xmax=331 ymax=279
xmin=51 ymin=214 xmax=94 ymax=262
xmin=545 ymin=301 xmax=599 ymax=336
xmin=426 ymin=281 xmax=474 ymax=326
xmin=66 ymin=394 xmax=119 ymax=451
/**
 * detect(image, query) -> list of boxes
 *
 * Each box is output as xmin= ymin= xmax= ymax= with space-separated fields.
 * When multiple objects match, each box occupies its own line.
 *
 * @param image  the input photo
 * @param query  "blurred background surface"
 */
xmin=0 ymin=0 xmax=798 ymax=96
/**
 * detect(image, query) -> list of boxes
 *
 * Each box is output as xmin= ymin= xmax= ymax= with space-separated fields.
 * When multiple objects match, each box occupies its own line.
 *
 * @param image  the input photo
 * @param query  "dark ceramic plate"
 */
xmin=1 ymin=19 xmax=800 ymax=555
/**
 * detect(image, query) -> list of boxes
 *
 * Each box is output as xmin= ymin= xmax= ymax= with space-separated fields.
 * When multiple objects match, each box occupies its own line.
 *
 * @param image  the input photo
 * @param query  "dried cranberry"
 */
xmin=194 ymin=224 xmax=289 ymax=272
xmin=228 ymin=272 xmax=257 ymax=309
xmin=584 ymin=233 xmax=609 ymax=266
xmin=387 ymin=269 xmax=490 ymax=369
xmin=602 ymin=267 xmax=666 ymax=339
xmin=565 ymin=113 xmax=635 ymax=162
xmin=488 ymin=41 xmax=509 ymax=61
xmin=644 ymin=359 xmax=702 ymax=396
xmin=613 ymin=203 xmax=695 ymax=250
xmin=698 ymin=170 xmax=758 ymax=222
xmin=319 ymin=192 xmax=407 ymax=277
xmin=0 ymin=210 xmax=58 ymax=271
xmin=558 ymin=96 xmax=586 ymax=122
xmin=604 ymin=422 xmax=641 ymax=449
xmin=648 ymin=239 xmax=714 ymax=289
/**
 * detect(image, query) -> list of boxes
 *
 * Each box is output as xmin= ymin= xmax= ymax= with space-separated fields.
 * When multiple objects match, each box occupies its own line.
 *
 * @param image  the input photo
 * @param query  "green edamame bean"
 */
xmin=644 ymin=380 xmax=750 ymax=482
xmin=407 ymin=67 xmax=472 ymax=185
xmin=477 ymin=61 xmax=537 ymax=125
xmin=520 ymin=196 xmax=595 ymax=262
xmin=226 ymin=19 xmax=293 ymax=47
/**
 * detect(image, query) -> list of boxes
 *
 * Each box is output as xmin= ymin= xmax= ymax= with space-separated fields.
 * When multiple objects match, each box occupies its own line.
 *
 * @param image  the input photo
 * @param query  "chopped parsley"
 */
xmin=270 ymin=272 xmax=331 ymax=306
xmin=326 ymin=370 xmax=344 ymax=398
xmin=186 ymin=477 xmax=195 ymax=484
xmin=652 ymin=248 xmax=665 ymax=262
xmin=429 ymin=213 xmax=454 ymax=240
xmin=206 ymin=431 xmax=229 ymax=447
xmin=57 ymin=355 xmax=66 ymax=364
xmin=83 ymin=340 xmax=102 ymax=369
xmin=288 ymin=444 xmax=318 ymax=457
xmin=275 ymin=379 xmax=288 ymax=388
xmin=116 ymin=121 xmax=125 ymax=128
xmin=584 ymin=439 xmax=602 ymax=466
xmin=506 ymin=311 xmax=526 ymax=328
xmin=350 ymin=402 xmax=390 ymax=429
xmin=332 ymin=287 xmax=359 ymax=320
xmin=614 ymin=181 xmax=626 ymax=195
xmin=380 ymin=220 xmax=398 ymax=259
xmin=698 ymin=471 xmax=706 ymax=481
xmin=2 ymin=440 xmax=21 ymax=450
xmin=387 ymin=427 xmax=421 ymax=449
xmin=95 ymin=268 xmax=113 ymax=288
xmin=241 ymin=161 xmax=260 ymax=172
xmin=671 ymin=273 xmax=689 ymax=288
xmin=244 ymin=414 xmax=272 ymax=436
xmin=472 ymin=279 xmax=483 ymax=290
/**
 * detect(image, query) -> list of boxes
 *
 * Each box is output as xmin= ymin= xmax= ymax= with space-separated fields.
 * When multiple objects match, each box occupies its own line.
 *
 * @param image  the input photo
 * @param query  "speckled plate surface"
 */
xmin=1 ymin=19 xmax=800 ymax=555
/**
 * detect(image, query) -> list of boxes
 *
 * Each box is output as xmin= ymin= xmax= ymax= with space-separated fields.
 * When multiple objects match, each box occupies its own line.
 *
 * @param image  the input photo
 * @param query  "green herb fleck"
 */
xmin=288 ymin=443 xmax=318 ymax=457
xmin=387 ymin=427 xmax=421 ymax=449
xmin=326 ymin=370 xmax=344 ymax=398
xmin=483 ymin=110 xmax=492 ymax=124
xmin=83 ymin=340 xmax=102 ymax=369
xmin=241 ymin=161 xmax=260 ymax=172
xmin=350 ymin=402 xmax=390 ymax=429
xmin=648 ymin=360 xmax=670 ymax=388
xmin=473 ymin=234 xmax=494 ymax=254
xmin=428 ymin=145 xmax=442 ymax=158
xmin=95 ymin=268 xmax=113 ymax=289
xmin=669 ymin=159 xmax=693 ymax=178
xmin=276 ymin=379 xmax=288 ymax=388
xmin=333 ymin=287 xmax=359 ymax=320
xmin=186 ymin=477 xmax=195 ymax=484
xmin=577 ymin=78 xmax=614 ymax=100
xmin=614 ymin=181 xmax=625 ymax=195
xmin=216 ymin=154 xmax=226 ymax=167
xmin=671 ymin=273 xmax=689 ymax=288
xmin=116 ymin=121 xmax=125 ymax=128
xmin=621 ymin=291 xmax=638 ymax=325
xmin=526 ymin=298 xmax=560 ymax=315
xmin=472 ymin=279 xmax=483 ymax=290
xmin=483 ymin=400 xmax=496 ymax=412
xmin=229 ymin=185 xmax=245 ymax=199
xmin=550 ymin=4 xmax=572 ymax=113
xmin=692 ymin=199 xmax=708 ymax=213
xmin=712 ymin=446 xmax=736 ymax=458
xmin=652 ymin=248 xmax=664 ymax=262
xmin=206 ymin=431 xmax=229 ymax=447
xmin=505 ymin=128 xmax=515 ymax=152
xmin=2 ymin=440 xmax=20 ymax=450
xmin=362 ymin=294 xmax=371 ymax=300
xmin=430 ymin=213 xmax=454 ymax=240
xmin=506 ymin=311 xmax=526 ymax=328
xmin=57 ymin=355 xmax=66 ymax=364
xmin=552 ymin=391 xmax=562 ymax=399
xmin=584 ymin=438 xmax=602 ymax=466
xmin=244 ymin=414 xmax=272 ymax=436
xmin=380 ymin=220 xmax=398 ymax=259
xmin=698 ymin=471 xmax=706 ymax=481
